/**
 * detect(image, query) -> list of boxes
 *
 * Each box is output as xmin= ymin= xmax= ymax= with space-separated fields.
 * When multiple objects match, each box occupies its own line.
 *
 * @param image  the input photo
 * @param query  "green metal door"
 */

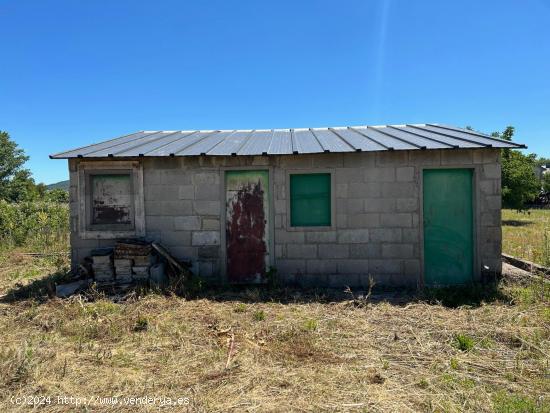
xmin=423 ymin=169 xmax=474 ymax=286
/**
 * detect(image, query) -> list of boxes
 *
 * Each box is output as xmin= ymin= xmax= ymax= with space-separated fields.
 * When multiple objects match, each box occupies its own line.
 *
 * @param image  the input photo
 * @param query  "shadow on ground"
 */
xmin=0 ymin=270 xmax=71 ymax=303
xmin=1 ymin=271 xmax=515 ymax=309
xmin=502 ymin=219 xmax=533 ymax=227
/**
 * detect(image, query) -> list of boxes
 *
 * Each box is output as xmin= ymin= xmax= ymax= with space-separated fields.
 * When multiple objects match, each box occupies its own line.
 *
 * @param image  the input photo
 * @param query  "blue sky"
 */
xmin=1 ymin=0 xmax=549 ymax=184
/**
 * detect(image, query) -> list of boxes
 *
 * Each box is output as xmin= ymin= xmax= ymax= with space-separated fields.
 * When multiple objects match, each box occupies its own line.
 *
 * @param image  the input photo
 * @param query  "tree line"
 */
xmin=0 ymin=131 xmax=68 ymax=203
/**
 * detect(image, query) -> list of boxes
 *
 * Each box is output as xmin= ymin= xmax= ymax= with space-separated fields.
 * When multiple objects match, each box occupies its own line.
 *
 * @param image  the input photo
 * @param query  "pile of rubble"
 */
xmin=56 ymin=239 xmax=192 ymax=298
xmin=91 ymin=240 xmax=164 ymax=286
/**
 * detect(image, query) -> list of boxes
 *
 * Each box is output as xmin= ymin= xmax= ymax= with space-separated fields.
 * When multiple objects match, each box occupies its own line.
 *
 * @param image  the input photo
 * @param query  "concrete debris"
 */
xmin=56 ymin=279 xmax=91 ymax=298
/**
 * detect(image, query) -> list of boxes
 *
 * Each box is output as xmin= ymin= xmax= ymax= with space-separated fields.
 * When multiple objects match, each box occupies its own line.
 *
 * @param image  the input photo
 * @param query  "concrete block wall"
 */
xmin=68 ymin=148 xmax=502 ymax=288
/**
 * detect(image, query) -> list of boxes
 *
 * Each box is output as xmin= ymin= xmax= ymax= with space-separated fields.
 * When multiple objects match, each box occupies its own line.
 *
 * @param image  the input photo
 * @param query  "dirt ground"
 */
xmin=0 ymin=253 xmax=548 ymax=412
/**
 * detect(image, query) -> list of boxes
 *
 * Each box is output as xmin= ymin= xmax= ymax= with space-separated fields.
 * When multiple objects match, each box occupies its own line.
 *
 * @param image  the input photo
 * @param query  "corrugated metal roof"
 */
xmin=50 ymin=124 xmax=526 ymax=159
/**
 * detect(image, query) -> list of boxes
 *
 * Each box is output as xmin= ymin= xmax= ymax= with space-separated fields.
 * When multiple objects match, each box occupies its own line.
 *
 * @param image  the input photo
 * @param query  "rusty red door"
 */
xmin=225 ymin=170 xmax=270 ymax=283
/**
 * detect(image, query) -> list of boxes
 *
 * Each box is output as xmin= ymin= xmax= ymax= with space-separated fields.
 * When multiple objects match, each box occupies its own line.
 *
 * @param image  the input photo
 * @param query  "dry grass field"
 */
xmin=502 ymin=209 xmax=550 ymax=267
xmin=0 ymin=251 xmax=548 ymax=412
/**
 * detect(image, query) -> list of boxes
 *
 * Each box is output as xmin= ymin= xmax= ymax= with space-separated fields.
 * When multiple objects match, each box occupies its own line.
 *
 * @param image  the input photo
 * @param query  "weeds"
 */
xmin=453 ymin=334 xmax=475 ymax=351
xmin=502 ymin=208 xmax=550 ymax=266
xmin=253 ymin=310 xmax=266 ymax=321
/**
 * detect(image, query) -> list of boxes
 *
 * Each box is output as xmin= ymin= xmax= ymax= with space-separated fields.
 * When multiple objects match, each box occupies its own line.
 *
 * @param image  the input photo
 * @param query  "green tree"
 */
xmin=542 ymin=173 xmax=550 ymax=193
xmin=494 ymin=126 xmax=540 ymax=209
xmin=44 ymin=188 xmax=69 ymax=203
xmin=0 ymin=131 xmax=31 ymax=200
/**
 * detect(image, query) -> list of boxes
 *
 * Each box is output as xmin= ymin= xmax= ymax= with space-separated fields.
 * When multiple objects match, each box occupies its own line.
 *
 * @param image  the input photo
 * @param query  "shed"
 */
xmin=51 ymin=124 xmax=525 ymax=287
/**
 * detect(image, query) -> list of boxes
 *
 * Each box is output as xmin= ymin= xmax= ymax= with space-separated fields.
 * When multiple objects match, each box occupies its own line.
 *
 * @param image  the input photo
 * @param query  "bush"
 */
xmin=0 ymin=200 xmax=69 ymax=252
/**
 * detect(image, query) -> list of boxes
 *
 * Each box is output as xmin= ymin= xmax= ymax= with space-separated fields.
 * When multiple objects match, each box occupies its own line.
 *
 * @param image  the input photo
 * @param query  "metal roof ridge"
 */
xmin=348 ymin=127 xmax=393 ymax=150
xmin=407 ymin=124 xmax=493 ymax=147
xmin=426 ymin=124 xmax=526 ymax=147
xmin=49 ymin=131 xmax=146 ymax=158
xmin=84 ymin=131 xmax=160 ymax=157
xmin=387 ymin=125 xmax=457 ymax=149
xmin=142 ymin=131 xmax=198 ymax=155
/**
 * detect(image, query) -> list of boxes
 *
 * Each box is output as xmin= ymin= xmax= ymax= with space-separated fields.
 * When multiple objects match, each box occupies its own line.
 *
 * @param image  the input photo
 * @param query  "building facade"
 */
xmin=53 ymin=125 xmax=524 ymax=288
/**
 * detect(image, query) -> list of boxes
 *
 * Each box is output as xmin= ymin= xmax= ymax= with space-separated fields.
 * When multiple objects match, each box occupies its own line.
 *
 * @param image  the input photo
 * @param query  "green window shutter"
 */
xmin=290 ymin=173 xmax=331 ymax=227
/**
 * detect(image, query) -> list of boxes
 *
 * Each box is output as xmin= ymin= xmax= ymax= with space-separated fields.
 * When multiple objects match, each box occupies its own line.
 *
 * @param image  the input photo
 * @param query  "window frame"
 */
xmin=285 ymin=169 xmax=336 ymax=231
xmin=78 ymin=161 xmax=145 ymax=239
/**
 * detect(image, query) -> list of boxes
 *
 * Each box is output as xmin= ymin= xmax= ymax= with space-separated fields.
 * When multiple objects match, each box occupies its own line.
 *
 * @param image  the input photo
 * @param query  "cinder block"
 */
xmin=145 ymin=201 xmax=163 ymax=216
xmin=146 ymin=185 xmax=178 ymax=201
xmin=347 ymin=213 xmax=380 ymax=228
xmin=346 ymin=199 xmax=364 ymax=214
xmin=161 ymin=231 xmax=190 ymax=247
xmin=306 ymin=260 xmax=337 ymax=274
xmin=396 ymin=198 xmax=418 ymax=212
xmin=194 ymin=200 xmax=221 ymax=215
xmin=287 ymin=244 xmax=317 ymax=259
xmin=274 ymin=199 xmax=286 ymax=213
xmin=278 ymin=271 xmax=296 ymax=285
xmin=174 ymin=216 xmax=201 ymax=231
xmin=143 ymin=170 xmax=161 ymax=185
xmin=275 ymin=244 xmax=284 ymax=258
xmin=202 ymin=218 xmax=220 ymax=230
xmin=168 ymin=246 xmax=198 ymax=260
xmin=336 ymin=168 xmax=363 ymax=183
xmin=198 ymin=246 xmax=220 ymax=259
xmin=251 ymin=156 xmax=270 ymax=166
xmin=305 ymin=231 xmax=337 ymax=243
xmin=365 ymin=167 xmax=395 ymax=182
xmin=441 ymin=149 xmax=473 ymax=165
xmin=370 ymin=228 xmax=402 ymax=243
xmin=403 ymin=259 xmax=420 ymax=276
xmin=178 ymin=185 xmax=195 ymax=199
xmin=350 ymin=244 xmax=381 ymax=258
xmin=338 ymin=229 xmax=369 ymax=243
xmin=276 ymin=259 xmax=306 ymax=275
xmin=382 ymin=243 xmax=414 ymax=258
xmin=319 ymin=244 xmax=349 ymax=258
xmin=296 ymin=273 xmax=327 ymax=288
xmin=380 ymin=213 xmax=412 ymax=228
xmin=337 ymin=259 xmax=369 ymax=274
xmin=336 ymin=183 xmax=348 ymax=198
xmin=409 ymin=150 xmax=441 ymax=165
xmin=396 ymin=166 xmax=415 ymax=182
xmin=275 ymin=230 xmax=305 ymax=244
xmin=146 ymin=216 xmax=174 ymax=231
xmin=312 ymin=153 xmax=343 ymax=168
xmin=192 ymin=231 xmax=221 ymax=246
xmin=152 ymin=158 xmax=182 ymax=170
xmin=382 ymin=182 xmax=416 ymax=198
xmin=369 ymin=259 xmax=402 ymax=274
xmin=485 ymin=195 xmax=501 ymax=210
xmin=349 ymin=182 xmax=382 ymax=198
xmin=479 ymin=180 xmax=496 ymax=195
xmin=365 ymin=198 xmax=394 ymax=212
xmin=328 ymin=273 xmax=360 ymax=288
xmin=481 ymin=212 xmax=500 ymax=227
xmin=402 ymin=228 xmax=420 ymax=243
xmin=274 ymin=169 xmax=285 ymax=185
xmin=279 ymin=154 xmax=314 ymax=168
xmin=161 ymin=170 xmax=190 ymax=185
xmin=376 ymin=151 xmax=408 ymax=166
xmin=198 ymin=261 xmax=214 ymax=278
xmin=336 ymin=213 xmax=347 ymax=229
xmin=193 ymin=172 xmax=220 ymax=185
xmin=162 ymin=201 xmax=193 ymax=216
xmin=195 ymin=184 xmax=219 ymax=201
xmin=343 ymin=152 xmax=375 ymax=168
xmin=482 ymin=164 xmax=501 ymax=179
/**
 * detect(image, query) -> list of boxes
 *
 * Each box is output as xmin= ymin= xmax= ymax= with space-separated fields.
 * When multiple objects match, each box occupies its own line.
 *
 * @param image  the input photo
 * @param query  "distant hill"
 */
xmin=46 ymin=180 xmax=69 ymax=190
